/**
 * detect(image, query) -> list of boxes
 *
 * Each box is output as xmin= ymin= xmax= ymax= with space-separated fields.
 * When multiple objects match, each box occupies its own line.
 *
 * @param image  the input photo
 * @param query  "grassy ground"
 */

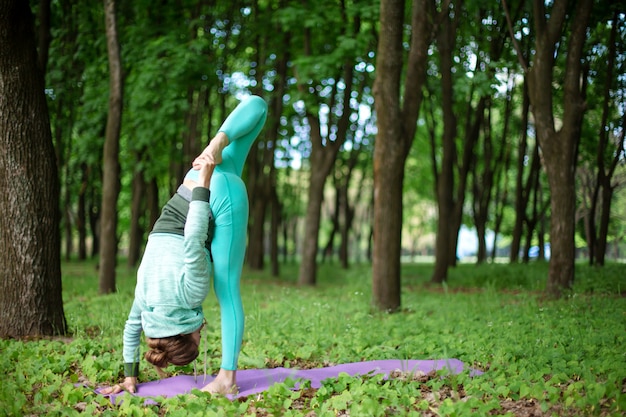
xmin=0 ymin=260 xmax=624 ymax=416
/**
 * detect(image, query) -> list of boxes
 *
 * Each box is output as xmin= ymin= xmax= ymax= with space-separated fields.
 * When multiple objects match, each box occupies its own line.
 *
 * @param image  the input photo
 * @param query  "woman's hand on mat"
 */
xmin=100 ymin=376 xmax=137 ymax=395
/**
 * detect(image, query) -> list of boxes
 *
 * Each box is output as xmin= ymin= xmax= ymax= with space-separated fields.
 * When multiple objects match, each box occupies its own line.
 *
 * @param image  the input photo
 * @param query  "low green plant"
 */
xmin=0 ymin=260 xmax=624 ymax=416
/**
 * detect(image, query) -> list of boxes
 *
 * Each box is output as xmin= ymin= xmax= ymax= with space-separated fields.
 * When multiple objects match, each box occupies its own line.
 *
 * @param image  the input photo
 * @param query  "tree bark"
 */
xmin=510 ymin=82 xmax=531 ymax=262
xmin=77 ymin=163 xmax=88 ymax=260
xmin=36 ymin=0 xmax=51 ymax=73
xmin=127 ymin=166 xmax=146 ymax=268
xmin=588 ymin=14 xmax=621 ymax=266
xmin=297 ymin=61 xmax=355 ymax=285
xmin=431 ymin=2 xmax=484 ymax=283
xmin=0 ymin=0 xmax=67 ymax=337
xmin=99 ymin=0 xmax=123 ymax=294
xmin=527 ymin=0 xmax=593 ymax=297
xmin=372 ymin=0 xmax=434 ymax=309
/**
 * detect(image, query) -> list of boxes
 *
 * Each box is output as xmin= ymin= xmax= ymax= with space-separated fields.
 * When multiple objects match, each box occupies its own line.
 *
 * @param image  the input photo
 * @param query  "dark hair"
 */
xmin=144 ymin=334 xmax=199 ymax=368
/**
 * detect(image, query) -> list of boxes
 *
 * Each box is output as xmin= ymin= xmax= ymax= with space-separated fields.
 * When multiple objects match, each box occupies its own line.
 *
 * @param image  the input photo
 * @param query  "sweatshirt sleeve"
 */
xmin=180 ymin=187 xmax=212 ymax=308
xmin=122 ymin=299 xmax=143 ymax=377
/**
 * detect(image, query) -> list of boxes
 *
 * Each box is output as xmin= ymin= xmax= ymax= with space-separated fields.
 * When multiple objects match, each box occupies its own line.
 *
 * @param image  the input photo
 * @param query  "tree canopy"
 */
xmin=1 ymin=0 xmax=623 ymax=325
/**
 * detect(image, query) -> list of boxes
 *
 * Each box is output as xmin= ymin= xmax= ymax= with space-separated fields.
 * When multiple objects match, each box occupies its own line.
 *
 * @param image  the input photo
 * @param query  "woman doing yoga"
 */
xmin=101 ymin=95 xmax=268 ymax=396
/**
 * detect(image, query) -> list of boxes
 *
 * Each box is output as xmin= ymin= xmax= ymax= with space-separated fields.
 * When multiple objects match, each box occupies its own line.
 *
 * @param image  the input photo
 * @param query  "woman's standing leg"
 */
xmin=199 ymin=95 xmax=267 ymax=394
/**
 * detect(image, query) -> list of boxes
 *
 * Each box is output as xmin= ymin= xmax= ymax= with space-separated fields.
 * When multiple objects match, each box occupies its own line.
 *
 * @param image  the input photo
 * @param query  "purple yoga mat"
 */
xmin=98 ymin=359 xmax=480 ymax=404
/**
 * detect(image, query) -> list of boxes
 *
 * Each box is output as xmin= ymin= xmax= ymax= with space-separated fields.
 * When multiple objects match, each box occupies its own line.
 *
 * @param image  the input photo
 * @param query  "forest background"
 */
xmin=0 ymin=0 xmax=625 ymax=338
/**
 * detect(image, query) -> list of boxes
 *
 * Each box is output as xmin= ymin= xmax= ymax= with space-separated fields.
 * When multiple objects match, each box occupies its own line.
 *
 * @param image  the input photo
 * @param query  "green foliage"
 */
xmin=1 ymin=261 xmax=625 ymax=415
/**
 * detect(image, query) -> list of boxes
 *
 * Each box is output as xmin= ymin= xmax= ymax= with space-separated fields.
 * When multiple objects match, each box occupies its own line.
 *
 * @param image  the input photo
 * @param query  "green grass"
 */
xmin=1 ymin=260 xmax=625 ymax=416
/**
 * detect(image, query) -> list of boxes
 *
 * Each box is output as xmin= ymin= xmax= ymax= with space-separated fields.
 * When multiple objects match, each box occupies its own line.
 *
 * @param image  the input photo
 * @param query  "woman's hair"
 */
xmin=144 ymin=334 xmax=199 ymax=369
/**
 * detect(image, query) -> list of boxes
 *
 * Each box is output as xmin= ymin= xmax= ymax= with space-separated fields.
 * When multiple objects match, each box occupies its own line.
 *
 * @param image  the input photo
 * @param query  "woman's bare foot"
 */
xmin=201 ymin=369 xmax=238 ymax=395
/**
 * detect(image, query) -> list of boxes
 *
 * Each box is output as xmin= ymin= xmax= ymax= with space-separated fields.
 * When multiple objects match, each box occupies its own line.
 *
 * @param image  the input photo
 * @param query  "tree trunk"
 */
xmin=0 ymin=0 xmax=67 ymax=337
xmin=432 ymin=6 xmax=463 ymax=282
xmin=36 ymin=0 xmax=51 ymax=73
xmin=77 ymin=163 xmax=88 ymax=260
xmin=269 ymin=186 xmax=281 ymax=276
xmin=588 ymin=15 xmax=621 ymax=266
xmin=99 ymin=0 xmax=123 ymax=294
xmin=490 ymin=77 xmax=514 ymax=260
xmin=90 ymin=195 xmax=100 ymax=258
xmin=510 ymin=82 xmax=531 ymax=262
xmin=127 ymin=167 xmax=146 ymax=268
xmin=298 ymin=161 xmax=327 ymax=285
xmin=372 ymin=0 xmax=433 ymax=308
xmin=472 ymin=104 xmax=494 ymax=264
xmin=146 ymin=177 xmax=160 ymax=230
xmin=297 ymin=60 xmax=354 ymax=285
xmin=526 ymin=0 xmax=593 ymax=297
xmin=596 ymin=176 xmax=614 ymax=266
xmin=321 ymin=182 xmax=340 ymax=263
xmin=63 ymin=173 xmax=73 ymax=260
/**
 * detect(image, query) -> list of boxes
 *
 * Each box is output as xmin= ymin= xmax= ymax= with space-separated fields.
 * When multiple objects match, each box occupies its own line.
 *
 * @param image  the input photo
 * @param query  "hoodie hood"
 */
xmin=141 ymin=306 xmax=204 ymax=338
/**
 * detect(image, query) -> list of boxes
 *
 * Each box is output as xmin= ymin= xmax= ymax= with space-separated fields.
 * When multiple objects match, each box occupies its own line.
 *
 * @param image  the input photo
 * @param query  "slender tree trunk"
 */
xmin=36 ymin=0 xmax=51 ymax=73
xmin=322 ymin=183 xmax=340 ymax=263
xmin=64 ymin=174 xmax=73 ymax=260
xmin=297 ymin=60 xmax=354 ymax=285
xmin=296 ymin=0 xmax=357 ymax=285
xmin=490 ymin=77 xmax=514 ymax=260
xmin=472 ymin=104 xmax=494 ymax=264
xmin=0 ymin=0 xmax=67 ymax=337
xmin=146 ymin=177 xmax=160 ymax=230
xmin=299 ymin=161 xmax=327 ymax=285
xmin=510 ymin=82 xmax=531 ymax=262
xmin=596 ymin=179 xmax=613 ymax=266
xmin=269 ymin=186 xmax=281 ymax=276
xmin=127 ymin=167 xmax=146 ymax=268
xmin=246 ymin=173 xmax=268 ymax=270
xmin=99 ymin=0 xmax=123 ymax=294
xmin=90 ymin=194 xmax=100 ymax=258
xmin=588 ymin=15 xmax=621 ymax=266
xmin=435 ymin=13 xmax=459 ymax=275
xmin=77 ymin=163 xmax=88 ymax=260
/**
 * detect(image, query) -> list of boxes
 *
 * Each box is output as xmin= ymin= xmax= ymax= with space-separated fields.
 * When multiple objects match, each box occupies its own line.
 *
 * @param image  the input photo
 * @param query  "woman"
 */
xmin=102 ymin=95 xmax=268 ymax=395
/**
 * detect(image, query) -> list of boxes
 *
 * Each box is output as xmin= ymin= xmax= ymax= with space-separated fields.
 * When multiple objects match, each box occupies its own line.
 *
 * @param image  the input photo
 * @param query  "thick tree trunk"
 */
xmin=0 ymin=0 xmax=67 ymax=337
xmin=372 ymin=145 xmax=405 ymax=309
xmin=99 ymin=0 xmax=123 ymax=294
xmin=542 ymin=132 xmax=577 ymax=293
xmin=373 ymin=0 xmax=432 ymax=307
xmin=527 ymin=0 xmax=592 ymax=297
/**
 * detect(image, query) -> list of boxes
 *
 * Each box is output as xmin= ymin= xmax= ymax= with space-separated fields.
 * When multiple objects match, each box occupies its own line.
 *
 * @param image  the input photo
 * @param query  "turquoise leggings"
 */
xmin=185 ymin=95 xmax=267 ymax=370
